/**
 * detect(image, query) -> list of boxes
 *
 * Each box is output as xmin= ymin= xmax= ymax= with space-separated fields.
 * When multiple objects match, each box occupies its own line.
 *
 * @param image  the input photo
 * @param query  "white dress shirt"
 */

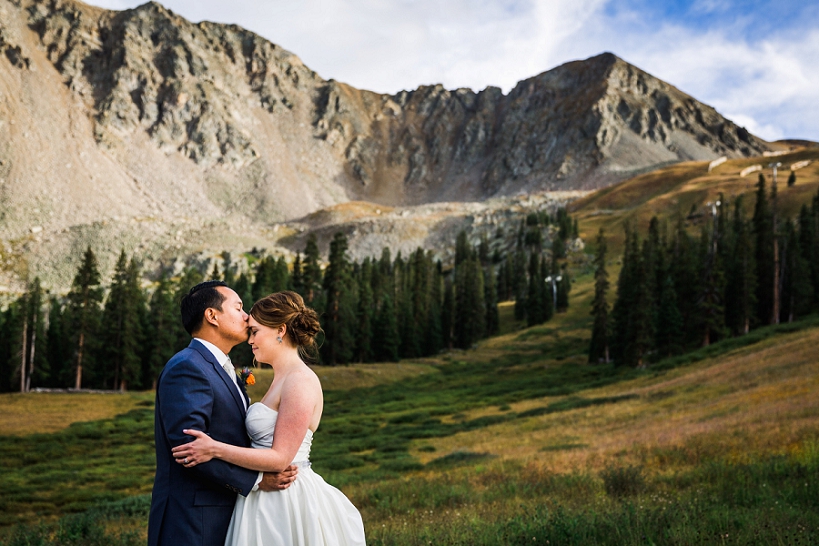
xmin=194 ymin=337 xmax=247 ymax=410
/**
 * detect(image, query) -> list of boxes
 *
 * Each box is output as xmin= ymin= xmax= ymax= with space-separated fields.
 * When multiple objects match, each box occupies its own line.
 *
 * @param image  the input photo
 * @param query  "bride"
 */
xmin=171 ymin=291 xmax=366 ymax=546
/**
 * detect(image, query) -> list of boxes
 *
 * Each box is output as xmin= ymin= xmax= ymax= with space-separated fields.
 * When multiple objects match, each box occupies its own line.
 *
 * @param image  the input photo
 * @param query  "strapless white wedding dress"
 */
xmin=224 ymin=403 xmax=366 ymax=546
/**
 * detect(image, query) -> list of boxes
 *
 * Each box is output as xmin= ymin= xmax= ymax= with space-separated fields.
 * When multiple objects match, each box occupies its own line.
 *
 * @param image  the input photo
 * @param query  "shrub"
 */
xmin=427 ymin=451 xmax=494 ymax=468
xmin=600 ymin=465 xmax=645 ymax=499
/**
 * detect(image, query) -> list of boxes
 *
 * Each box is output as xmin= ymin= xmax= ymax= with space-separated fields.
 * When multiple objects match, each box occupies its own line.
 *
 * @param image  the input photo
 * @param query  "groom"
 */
xmin=148 ymin=280 xmax=298 ymax=546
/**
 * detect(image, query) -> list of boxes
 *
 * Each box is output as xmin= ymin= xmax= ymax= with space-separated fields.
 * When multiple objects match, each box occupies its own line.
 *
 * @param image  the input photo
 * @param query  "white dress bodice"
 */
xmin=245 ymin=402 xmax=313 ymax=464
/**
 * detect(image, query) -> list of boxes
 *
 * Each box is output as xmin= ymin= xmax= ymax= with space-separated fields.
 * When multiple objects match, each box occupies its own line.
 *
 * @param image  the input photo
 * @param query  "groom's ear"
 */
xmin=202 ymin=307 xmax=220 ymax=329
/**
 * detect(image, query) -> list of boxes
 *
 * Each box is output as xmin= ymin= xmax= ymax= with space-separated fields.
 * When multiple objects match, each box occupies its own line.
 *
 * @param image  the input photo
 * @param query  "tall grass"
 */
xmin=1 ymin=300 xmax=817 ymax=543
xmin=363 ymin=447 xmax=819 ymax=545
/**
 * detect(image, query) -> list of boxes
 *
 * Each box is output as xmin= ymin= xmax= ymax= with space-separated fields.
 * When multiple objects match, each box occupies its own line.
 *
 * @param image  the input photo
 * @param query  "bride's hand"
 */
xmin=172 ymin=429 xmax=217 ymax=467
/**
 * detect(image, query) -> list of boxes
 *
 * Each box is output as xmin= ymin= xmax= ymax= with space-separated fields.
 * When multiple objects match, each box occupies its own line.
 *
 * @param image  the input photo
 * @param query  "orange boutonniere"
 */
xmin=239 ymin=367 xmax=255 ymax=387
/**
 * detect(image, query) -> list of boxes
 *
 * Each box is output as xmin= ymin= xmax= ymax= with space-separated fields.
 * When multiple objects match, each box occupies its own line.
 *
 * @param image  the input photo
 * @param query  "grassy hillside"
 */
xmin=1 ymin=267 xmax=817 ymax=544
xmin=1 ymin=150 xmax=818 ymax=543
xmin=571 ymin=147 xmax=819 ymax=252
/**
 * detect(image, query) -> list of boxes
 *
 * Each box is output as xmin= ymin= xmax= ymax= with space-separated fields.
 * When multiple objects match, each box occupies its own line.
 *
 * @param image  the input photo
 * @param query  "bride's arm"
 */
xmin=173 ymin=377 xmax=317 ymax=473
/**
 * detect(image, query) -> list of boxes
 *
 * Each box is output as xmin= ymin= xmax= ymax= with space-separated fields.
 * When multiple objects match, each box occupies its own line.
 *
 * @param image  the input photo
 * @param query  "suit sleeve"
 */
xmin=157 ymin=359 xmax=259 ymax=496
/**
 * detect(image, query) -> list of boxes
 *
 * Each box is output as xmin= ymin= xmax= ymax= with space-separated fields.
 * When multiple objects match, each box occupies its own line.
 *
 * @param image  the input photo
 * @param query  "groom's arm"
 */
xmin=158 ymin=359 xmax=259 ymax=496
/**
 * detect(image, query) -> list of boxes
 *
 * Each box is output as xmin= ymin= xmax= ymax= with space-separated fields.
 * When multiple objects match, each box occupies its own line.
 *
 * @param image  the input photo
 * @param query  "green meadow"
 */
xmin=2 ymin=149 xmax=819 ymax=545
xmin=1 ymin=269 xmax=818 ymax=544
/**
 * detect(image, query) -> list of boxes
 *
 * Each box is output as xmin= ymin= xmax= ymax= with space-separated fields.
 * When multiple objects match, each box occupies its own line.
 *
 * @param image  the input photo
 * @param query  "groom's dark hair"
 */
xmin=181 ymin=280 xmax=229 ymax=335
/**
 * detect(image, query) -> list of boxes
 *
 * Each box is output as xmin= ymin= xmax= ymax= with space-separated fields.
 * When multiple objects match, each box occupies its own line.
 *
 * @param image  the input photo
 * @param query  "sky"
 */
xmin=85 ymin=0 xmax=819 ymax=142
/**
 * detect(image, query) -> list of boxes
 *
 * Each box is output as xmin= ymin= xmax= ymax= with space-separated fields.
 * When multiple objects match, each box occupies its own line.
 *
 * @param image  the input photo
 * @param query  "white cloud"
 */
xmin=595 ymin=23 xmax=819 ymax=142
xmin=724 ymin=114 xmax=785 ymax=142
xmin=83 ymin=0 xmax=819 ymax=141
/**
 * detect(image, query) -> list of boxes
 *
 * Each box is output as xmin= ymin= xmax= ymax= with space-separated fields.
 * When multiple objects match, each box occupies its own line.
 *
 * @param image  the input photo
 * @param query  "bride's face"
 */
xmin=247 ymin=316 xmax=280 ymax=364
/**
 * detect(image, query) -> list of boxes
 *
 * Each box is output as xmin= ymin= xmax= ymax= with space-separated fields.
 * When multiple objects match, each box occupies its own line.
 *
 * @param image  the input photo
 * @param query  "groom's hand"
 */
xmin=258 ymin=465 xmax=299 ymax=491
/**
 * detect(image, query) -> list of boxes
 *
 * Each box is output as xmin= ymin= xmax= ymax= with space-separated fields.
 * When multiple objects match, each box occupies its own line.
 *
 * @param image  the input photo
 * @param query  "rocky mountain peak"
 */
xmin=0 ymin=0 xmax=771 ymax=290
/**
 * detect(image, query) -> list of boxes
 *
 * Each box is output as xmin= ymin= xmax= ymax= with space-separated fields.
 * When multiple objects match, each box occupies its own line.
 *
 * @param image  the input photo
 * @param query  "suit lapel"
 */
xmin=189 ymin=340 xmax=247 ymax=415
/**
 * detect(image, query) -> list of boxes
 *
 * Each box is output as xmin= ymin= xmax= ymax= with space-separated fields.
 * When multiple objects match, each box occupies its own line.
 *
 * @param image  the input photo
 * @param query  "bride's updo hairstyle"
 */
xmin=250 ymin=290 xmax=322 ymax=363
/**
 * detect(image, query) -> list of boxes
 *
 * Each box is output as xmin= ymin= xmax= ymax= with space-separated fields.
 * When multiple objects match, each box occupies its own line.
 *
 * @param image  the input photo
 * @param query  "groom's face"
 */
xmin=213 ymin=287 xmax=250 ymax=345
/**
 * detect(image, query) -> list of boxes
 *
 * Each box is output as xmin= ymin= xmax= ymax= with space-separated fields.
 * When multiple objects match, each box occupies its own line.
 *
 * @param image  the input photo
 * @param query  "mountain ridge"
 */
xmin=0 ymin=0 xmax=774 ymax=290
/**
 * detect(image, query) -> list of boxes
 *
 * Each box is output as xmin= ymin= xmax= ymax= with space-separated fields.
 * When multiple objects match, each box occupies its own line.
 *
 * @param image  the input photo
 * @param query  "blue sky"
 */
xmin=85 ymin=0 xmax=819 ymax=141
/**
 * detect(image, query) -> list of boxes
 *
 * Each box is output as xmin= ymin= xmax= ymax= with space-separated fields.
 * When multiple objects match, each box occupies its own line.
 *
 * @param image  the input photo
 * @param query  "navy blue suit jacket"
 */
xmin=148 ymin=340 xmax=259 ymax=546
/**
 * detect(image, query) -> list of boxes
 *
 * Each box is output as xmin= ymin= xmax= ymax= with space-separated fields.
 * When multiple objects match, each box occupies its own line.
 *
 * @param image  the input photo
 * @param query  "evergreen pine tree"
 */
xmin=145 ymin=274 xmax=179 ymax=388
xmin=399 ymin=294 xmax=420 ymax=358
xmin=478 ymin=234 xmax=490 ymax=266
xmin=724 ymin=197 xmax=757 ymax=335
xmin=9 ymin=279 xmax=47 ymax=392
xmin=355 ymin=259 xmax=375 ymax=362
xmin=644 ymin=217 xmax=662 ymax=309
xmin=781 ymin=219 xmax=813 ymax=322
xmin=525 ymin=252 xmax=544 ymax=326
xmin=234 ymin=272 xmax=253 ymax=307
xmin=392 ymin=253 xmax=408 ymax=357
xmin=551 ymin=236 xmax=566 ymax=260
xmin=610 ymin=227 xmax=638 ymax=363
xmin=64 ymin=247 xmax=104 ymax=390
xmin=454 ymin=259 xmax=486 ymax=348
xmin=813 ymin=189 xmax=819 ymax=310
xmin=496 ymin=260 xmax=509 ymax=302
xmin=21 ymin=278 xmax=48 ymax=391
xmin=697 ymin=227 xmax=726 ymax=346
xmin=291 ymin=252 xmax=303 ymax=294
xmin=624 ymin=241 xmax=655 ymax=367
xmin=770 ymin=173 xmax=781 ymax=324
xmin=455 ymin=230 xmax=471 ymax=266
xmin=557 ymin=207 xmax=571 ymax=240
xmin=222 ymin=252 xmax=235 ymax=286
xmin=484 ymin=264 xmax=499 ymax=336
xmin=45 ymin=297 xmax=70 ymax=388
xmin=0 ymin=309 xmax=5 ymax=391
xmin=525 ymin=226 xmax=543 ymax=250
xmin=669 ymin=220 xmax=701 ymax=350
xmin=512 ymin=250 xmax=527 ymax=320
xmin=787 ymin=171 xmax=796 ymax=187
xmin=556 ymin=265 xmax=570 ymax=312
xmin=373 ymin=294 xmax=400 ymax=362
xmin=302 ymin=234 xmax=323 ymax=308
xmin=273 ymin=256 xmax=290 ymax=292
xmin=655 ymin=273 xmax=684 ymax=357
xmin=409 ymin=249 xmax=430 ymax=354
xmin=588 ymin=228 xmax=610 ymax=364
xmin=0 ymin=309 xmax=7 ymax=391
xmin=321 ymin=233 xmax=357 ymax=364
xmin=0 ymin=303 xmax=22 ymax=392
xmin=798 ymin=202 xmax=819 ymax=310
xmin=611 ymin=227 xmax=655 ymax=367
xmin=753 ymin=173 xmax=774 ymax=325
xmin=251 ymin=256 xmax=280 ymax=301
xmin=424 ymin=261 xmax=444 ymax=355
xmin=101 ymin=252 xmax=145 ymax=390
xmin=441 ymin=279 xmax=455 ymax=350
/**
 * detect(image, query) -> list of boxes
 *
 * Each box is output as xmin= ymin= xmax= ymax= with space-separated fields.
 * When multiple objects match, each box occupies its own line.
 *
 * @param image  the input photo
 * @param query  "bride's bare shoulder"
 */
xmin=300 ymin=365 xmax=322 ymax=389
xmin=284 ymin=364 xmax=322 ymax=392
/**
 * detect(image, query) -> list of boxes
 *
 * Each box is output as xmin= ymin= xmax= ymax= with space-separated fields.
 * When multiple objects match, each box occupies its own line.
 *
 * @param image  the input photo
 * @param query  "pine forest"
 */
xmin=0 ymin=210 xmax=578 ymax=392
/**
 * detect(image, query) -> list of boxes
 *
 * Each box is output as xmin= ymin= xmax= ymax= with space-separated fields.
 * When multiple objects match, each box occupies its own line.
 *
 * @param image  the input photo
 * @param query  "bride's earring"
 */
xmin=276 ymin=336 xmax=283 ymax=344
